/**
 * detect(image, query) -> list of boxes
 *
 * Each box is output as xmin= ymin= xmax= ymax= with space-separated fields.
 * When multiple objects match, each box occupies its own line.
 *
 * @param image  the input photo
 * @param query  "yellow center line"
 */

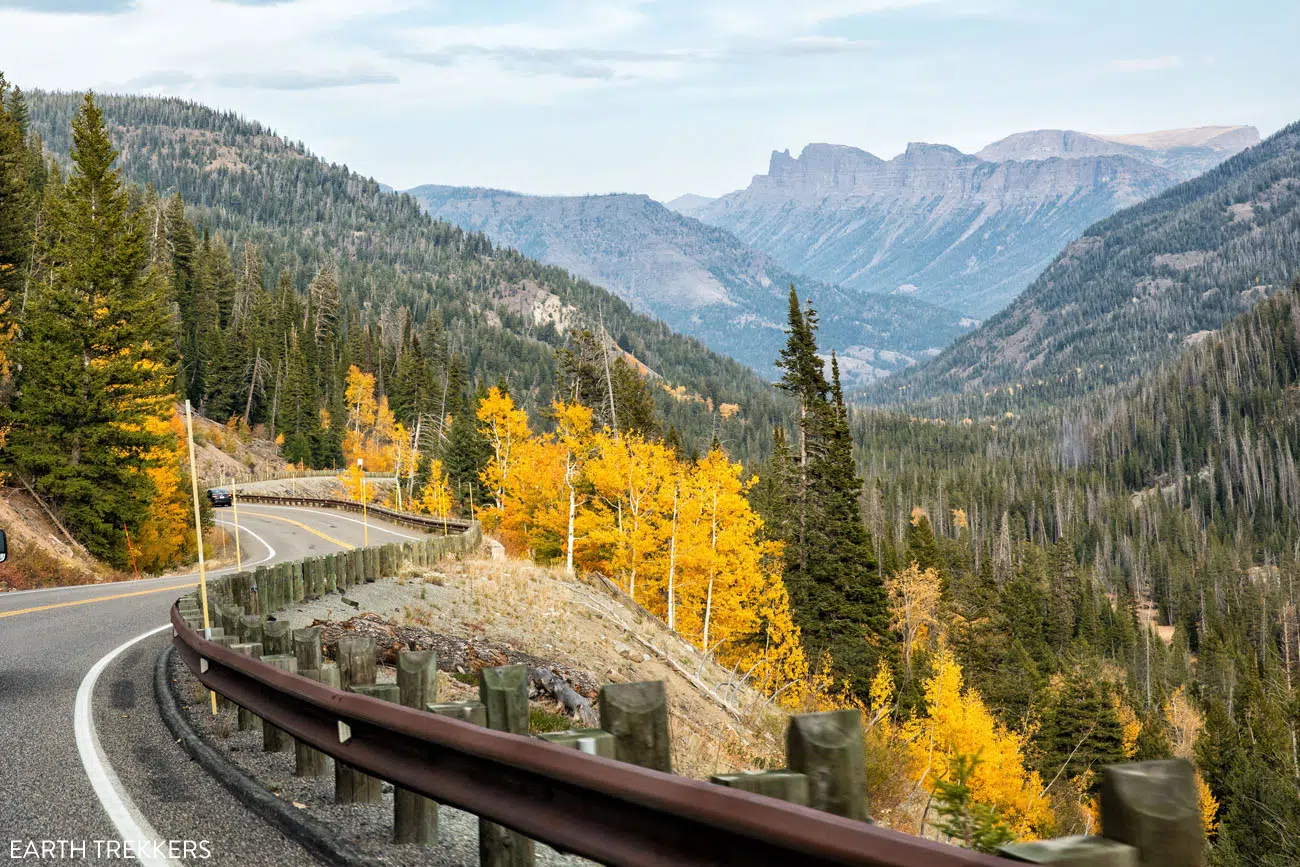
xmin=238 ymin=510 xmax=356 ymax=552
xmin=0 ymin=581 xmax=198 ymax=619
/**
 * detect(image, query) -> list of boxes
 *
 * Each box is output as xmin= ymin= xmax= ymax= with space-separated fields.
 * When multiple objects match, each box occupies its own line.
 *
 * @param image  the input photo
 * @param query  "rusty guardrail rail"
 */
xmin=171 ymin=617 xmax=1004 ymax=866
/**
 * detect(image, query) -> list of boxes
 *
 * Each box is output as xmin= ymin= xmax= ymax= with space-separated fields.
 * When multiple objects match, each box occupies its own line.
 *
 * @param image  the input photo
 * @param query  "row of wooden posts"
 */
xmin=177 ymin=532 xmax=1204 ymax=866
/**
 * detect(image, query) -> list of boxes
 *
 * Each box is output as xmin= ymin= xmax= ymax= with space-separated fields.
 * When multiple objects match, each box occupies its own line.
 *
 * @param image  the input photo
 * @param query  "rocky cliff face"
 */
xmin=407 ymin=185 xmax=973 ymax=383
xmin=685 ymin=127 xmax=1258 ymax=318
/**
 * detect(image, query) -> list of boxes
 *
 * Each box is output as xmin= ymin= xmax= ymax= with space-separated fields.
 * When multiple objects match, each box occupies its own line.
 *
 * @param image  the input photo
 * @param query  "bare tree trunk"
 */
xmin=667 ymin=482 xmax=679 ymax=632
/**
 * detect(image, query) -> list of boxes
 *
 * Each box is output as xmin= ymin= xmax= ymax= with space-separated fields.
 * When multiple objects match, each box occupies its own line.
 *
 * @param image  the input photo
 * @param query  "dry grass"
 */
xmin=376 ymin=555 xmax=789 ymax=780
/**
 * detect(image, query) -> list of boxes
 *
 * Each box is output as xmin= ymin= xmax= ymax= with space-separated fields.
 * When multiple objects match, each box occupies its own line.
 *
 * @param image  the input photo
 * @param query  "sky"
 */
xmin=0 ymin=0 xmax=1296 ymax=201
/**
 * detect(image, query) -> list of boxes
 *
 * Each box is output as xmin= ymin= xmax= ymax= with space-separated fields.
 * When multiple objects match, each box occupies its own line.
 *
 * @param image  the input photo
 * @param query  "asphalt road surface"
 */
xmin=0 ymin=504 xmax=429 ymax=865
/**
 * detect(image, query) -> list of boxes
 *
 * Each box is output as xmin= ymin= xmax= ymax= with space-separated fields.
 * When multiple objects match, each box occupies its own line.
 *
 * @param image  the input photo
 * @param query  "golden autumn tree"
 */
xmin=477 ymin=386 xmax=530 ymax=512
xmin=416 ymin=458 xmax=453 ymax=519
xmin=902 ymin=649 xmax=1052 ymax=839
xmin=130 ymin=409 xmax=197 ymax=571
xmin=887 ymin=562 xmax=943 ymax=682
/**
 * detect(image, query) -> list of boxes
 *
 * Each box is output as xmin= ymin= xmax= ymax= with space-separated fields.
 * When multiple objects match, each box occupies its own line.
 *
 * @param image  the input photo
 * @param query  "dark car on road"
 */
xmin=207 ymin=487 xmax=233 ymax=507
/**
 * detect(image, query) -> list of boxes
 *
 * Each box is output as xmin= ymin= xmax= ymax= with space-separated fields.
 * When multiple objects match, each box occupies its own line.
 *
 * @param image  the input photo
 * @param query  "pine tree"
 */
xmin=9 ymin=93 xmax=176 ymax=563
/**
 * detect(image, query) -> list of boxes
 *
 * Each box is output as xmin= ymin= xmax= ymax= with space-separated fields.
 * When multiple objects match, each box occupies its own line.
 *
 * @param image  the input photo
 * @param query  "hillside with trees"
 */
xmin=5 ymin=78 xmax=1300 ymax=862
xmin=21 ymin=89 xmax=790 ymax=465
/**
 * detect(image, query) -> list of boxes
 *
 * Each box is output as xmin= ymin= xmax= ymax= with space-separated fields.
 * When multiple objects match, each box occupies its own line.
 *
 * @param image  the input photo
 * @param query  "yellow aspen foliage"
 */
xmin=473 ymin=390 xmax=807 ymax=703
xmin=416 ymin=458 xmax=453 ymax=519
xmin=477 ymin=386 xmax=531 ymax=511
xmin=1196 ymin=770 xmax=1219 ymax=838
xmin=131 ymin=410 xmax=197 ymax=571
xmin=338 ymin=462 xmax=373 ymax=503
xmin=902 ymin=649 xmax=1052 ymax=838
xmin=344 ymin=365 xmax=377 ymax=431
xmin=886 ymin=562 xmax=942 ymax=679
xmin=951 ymin=508 xmax=969 ymax=531
xmin=1113 ymin=695 xmax=1141 ymax=759
xmin=1164 ymin=686 xmax=1202 ymax=759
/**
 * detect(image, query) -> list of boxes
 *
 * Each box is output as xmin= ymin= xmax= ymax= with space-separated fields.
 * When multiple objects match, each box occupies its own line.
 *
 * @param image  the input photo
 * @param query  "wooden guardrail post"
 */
xmin=325 ymin=554 xmax=338 ymax=594
xmin=230 ymin=642 xmax=264 ymax=732
xmin=238 ymin=614 xmax=265 ymax=646
xmin=334 ymin=636 xmax=380 ymax=804
xmin=599 ymin=681 xmax=672 ymax=772
xmin=480 ymin=665 xmax=535 ymax=867
xmin=261 ymin=619 xmax=289 ymax=654
xmin=295 ymin=663 xmax=338 ymax=777
xmin=252 ymin=567 xmax=268 ymax=612
xmin=787 ymin=709 xmax=867 ymax=820
xmin=343 ymin=683 xmax=396 ymax=805
xmin=292 ymin=561 xmax=305 ymax=602
xmin=293 ymin=626 xmax=323 ymax=672
xmin=395 ymin=650 xmax=439 ymax=843
xmin=219 ymin=603 xmax=240 ymax=636
xmin=337 ymin=636 xmax=377 ymax=689
xmin=1100 ymin=760 xmax=1202 ymax=866
xmin=260 ymin=654 xmax=298 ymax=752
xmin=711 ymin=770 xmax=810 ymax=806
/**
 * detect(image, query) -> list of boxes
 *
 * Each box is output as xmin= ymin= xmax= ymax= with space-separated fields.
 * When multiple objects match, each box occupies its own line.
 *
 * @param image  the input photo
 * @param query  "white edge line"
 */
xmin=212 ymin=519 xmax=277 ymax=571
xmin=246 ymin=503 xmax=422 ymax=542
xmin=75 ymin=624 xmax=179 ymax=867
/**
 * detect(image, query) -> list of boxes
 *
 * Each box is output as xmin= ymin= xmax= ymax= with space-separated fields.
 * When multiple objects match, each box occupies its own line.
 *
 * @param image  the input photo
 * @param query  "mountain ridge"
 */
xmin=407 ymin=183 xmax=973 ymax=383
xmin=684 ymin=125 xmax=1257 ymax=318
xmin=874 ymin=119 xmax=1300 ymax=408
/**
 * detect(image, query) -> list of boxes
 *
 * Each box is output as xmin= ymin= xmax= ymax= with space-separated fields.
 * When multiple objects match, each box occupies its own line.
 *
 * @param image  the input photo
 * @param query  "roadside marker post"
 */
xmin=358 ymin=457 xmax=369 ymax=547
xmin=232 ymin=484 xmax=242 ymax=570
xmin=183 ymin=399 xmax=218 ymax=715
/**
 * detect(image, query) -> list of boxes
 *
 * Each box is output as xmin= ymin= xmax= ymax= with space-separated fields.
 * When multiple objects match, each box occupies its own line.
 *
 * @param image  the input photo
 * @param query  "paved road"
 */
xmin=0 ymin=504 xmax=428 ymax=865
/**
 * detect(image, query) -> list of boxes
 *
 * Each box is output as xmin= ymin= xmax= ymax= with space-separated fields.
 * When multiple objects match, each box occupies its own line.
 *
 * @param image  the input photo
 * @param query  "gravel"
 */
xmin=172 ymin=653 xmax=592 ymax=866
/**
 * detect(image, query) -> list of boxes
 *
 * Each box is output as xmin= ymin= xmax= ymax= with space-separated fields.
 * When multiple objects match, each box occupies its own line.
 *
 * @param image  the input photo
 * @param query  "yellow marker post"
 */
xmin=232 ymin=485 xmax=242 ymax=570
xmin=183 ymin=400 xmax=218 ymax=715
xmin=358 ymin=457 xmax=369 ymax=547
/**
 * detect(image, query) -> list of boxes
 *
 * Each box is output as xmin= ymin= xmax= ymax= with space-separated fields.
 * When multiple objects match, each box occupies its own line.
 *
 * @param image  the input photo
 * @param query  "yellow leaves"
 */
xmin=718 ymin=403 xmax=740 ymax=420
xmin=476 ymin=391 xmax=807 ymax=704
xmin=319 ymin=407 xmax=332 ymax=430
xmin=338 ymin=462 xmax=372 ymax=503
xmin=886 ymin=562 xmax=942 ymax=673
xmin=910 ymin=506 xmax=928 ymax=527
xmin=131 ymin=409 xmax=196 ymax=571
xmin=340 ymin=366 xmax=404 ymax=476
xmin=951 ymin=508 xmax=969 ymax=531
xmin=344 ymin=365 xmax=377 ymax=431
xmin=416 ymin=459 xmax=453 ymax=519
xmin=1113 ymin=695 xmax=1141 ymax=760
xmin=477 ymin=386 xmax=531 ymax=510
xmin=902 ymin=649 xmax=1052 ymax=839
xmin=1196 ymin=770 xmax=1219 ymax=838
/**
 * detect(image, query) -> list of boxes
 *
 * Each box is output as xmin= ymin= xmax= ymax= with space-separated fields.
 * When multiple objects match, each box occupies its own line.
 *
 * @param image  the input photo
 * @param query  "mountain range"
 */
xmin=675 ymin=126 xmax=1258 ymax=318
xmin=406 ymin=185 xmax=972 ymax=383
xmin=879 ymin=120 xmax=1300 ymax=406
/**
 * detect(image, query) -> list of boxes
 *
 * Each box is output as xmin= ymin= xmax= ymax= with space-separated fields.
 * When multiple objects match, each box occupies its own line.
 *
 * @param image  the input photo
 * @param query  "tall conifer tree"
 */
xmin=9 ymin=93 xmax=176 ymax=563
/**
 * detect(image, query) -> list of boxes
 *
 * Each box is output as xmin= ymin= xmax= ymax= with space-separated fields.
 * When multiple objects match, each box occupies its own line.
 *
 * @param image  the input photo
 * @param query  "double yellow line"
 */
xmin=2 ymin=510 xmax=355 ymax=620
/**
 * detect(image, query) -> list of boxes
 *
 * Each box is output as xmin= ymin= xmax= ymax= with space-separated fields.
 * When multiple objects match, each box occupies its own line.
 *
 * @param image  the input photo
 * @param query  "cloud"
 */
xmin=399 ymin=37 xmax=878 ymax=82
xmin=0 ymin=0 xmax=133 ymax=12
xmin=125 ymin=69 xmax=195 ymax=89
xmin=212 ymin=70 xmax=399 ymax=90
xmin=1111 ymin=56 xmax=1182 ymax=72
xmin=215 ymin=0 xmax=298 ymax=4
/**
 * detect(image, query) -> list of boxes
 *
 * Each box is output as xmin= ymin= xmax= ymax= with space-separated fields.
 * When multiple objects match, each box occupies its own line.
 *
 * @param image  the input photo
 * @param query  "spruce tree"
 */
xmin=9 ymin=93 xmax=176 ymax=563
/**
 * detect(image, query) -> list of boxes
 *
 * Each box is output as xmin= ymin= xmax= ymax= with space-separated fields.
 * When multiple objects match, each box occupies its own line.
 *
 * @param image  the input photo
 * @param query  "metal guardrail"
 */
xmin=171 ymin=614 xmax=1005 ymax=867
xmin=170 ymin=498 xmax=1006 ymax=867
xmin=235 ymin=493 xmax=472 ymax=535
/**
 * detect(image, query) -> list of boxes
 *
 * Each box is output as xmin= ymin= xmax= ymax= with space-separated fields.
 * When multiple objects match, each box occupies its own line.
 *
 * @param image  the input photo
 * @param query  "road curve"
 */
xmin=0 ymin=505 xmax=427 ymax=866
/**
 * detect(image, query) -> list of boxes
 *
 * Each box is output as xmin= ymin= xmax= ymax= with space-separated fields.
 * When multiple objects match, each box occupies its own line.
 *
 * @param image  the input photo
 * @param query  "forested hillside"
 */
xmin=22 ymin=90 xmax=789 ymax=463
xmin=5 ymin=78 xmax=1300 ymax=862
xmin=408 ymin=184 xmax=970 ymax=384
xmin=880 ymin=120 xmax=1300 ymax=409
